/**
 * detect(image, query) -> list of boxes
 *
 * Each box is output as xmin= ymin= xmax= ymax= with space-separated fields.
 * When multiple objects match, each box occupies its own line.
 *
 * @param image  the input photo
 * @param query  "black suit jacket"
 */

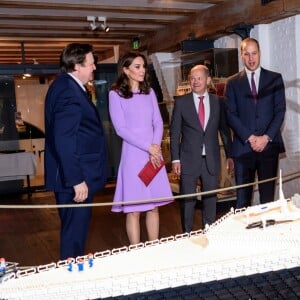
xmin=44 ymin=72 xmax=107 ymax=195
xmin=224 ymin=67 xmax=286 ymax=158
xmin=170 ymin=92 xmax=232 ymax=176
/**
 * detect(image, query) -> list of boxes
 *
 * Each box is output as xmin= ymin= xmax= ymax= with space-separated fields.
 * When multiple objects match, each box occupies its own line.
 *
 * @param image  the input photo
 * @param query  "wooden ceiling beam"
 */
xmin=284 ymin=0 xmax=300 ymax=11
xmin=0 ymin=1 xmax=198 ymax=16
xmin=142 ymin=0 xmax=300 ymax=54
xmin=0 ymin=15 xmax=174 ymax=25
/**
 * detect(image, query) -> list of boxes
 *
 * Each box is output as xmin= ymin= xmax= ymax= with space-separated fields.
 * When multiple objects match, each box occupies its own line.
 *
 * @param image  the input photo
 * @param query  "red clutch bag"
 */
xmin=138 ymin=160 xmax=166 ymax=186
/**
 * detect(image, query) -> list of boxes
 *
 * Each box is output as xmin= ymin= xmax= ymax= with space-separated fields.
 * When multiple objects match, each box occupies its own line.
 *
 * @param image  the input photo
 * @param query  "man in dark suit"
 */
xmin=44 ymin=43 xmax=107 ymax=260
xmin=224 ymin=37 xmax=286 ymax=209
xmin=170 ymin=65 xmax=232 ymax=233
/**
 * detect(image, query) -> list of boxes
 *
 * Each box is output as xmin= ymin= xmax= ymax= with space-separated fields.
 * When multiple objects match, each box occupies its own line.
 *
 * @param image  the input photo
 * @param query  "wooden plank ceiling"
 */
xmin=0 ymin=0 xmax=299 ymax=65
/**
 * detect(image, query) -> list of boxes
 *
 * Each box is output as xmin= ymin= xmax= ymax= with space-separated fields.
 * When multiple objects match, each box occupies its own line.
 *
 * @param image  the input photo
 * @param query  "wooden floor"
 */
xmin=0 ymin=184 xmax=234 ymax=268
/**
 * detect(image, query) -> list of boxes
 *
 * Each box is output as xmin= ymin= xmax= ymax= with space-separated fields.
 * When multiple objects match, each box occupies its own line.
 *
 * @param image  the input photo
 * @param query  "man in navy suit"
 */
xmin=44 ymin=43 xmax=107 ymax=260
xmin=225 ymin=37 xmax=286 ymax=209
xmin=170 ymin=65 xmax=232 ymax=232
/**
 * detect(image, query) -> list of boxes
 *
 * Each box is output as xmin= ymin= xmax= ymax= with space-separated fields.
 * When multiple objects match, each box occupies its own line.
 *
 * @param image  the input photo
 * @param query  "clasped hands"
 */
xmin=248 ymin=134 xmax=269 ymax=152
xmin=149 ymin=144 xmax=162 ymax=168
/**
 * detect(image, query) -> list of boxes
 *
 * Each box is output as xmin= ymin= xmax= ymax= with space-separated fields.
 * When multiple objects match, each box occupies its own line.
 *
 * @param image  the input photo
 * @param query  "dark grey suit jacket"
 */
xmin=170 ymin=92 xmax=232 ymax=177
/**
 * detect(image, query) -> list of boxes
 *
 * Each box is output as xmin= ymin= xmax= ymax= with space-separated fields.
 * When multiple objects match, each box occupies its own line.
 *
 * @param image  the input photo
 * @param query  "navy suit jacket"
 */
xmin=44 ymin=72 xmax=107 ymax=195
xmin=225 ymin=68 xmax=286 ymax=158
xmin=170 ymin=93 xmax=232 ymax=176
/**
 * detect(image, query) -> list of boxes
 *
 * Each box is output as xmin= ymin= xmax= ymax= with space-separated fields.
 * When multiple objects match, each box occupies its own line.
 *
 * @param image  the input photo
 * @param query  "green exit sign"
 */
xmin=133 ymin=38 xmax=140 ymax=50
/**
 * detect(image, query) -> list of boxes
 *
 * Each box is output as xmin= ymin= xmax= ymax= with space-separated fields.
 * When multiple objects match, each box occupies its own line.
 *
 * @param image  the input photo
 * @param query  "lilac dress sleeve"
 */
xmin=150 ymin=89 xmax=164 ymax=145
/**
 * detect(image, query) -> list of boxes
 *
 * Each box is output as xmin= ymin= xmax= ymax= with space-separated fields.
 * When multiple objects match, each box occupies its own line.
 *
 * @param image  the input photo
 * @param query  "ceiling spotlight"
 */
xmin=87 ymin=16 xmax=97 ymax=31
xmin=98 ymin=16 xmax=110 ymax=32
xmin=100 ymin=23 xmax=110 ymax=33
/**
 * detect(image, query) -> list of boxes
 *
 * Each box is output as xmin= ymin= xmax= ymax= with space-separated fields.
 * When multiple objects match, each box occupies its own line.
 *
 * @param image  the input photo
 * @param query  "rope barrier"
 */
xmin=0 ymin=171 xmax=299 ymax=210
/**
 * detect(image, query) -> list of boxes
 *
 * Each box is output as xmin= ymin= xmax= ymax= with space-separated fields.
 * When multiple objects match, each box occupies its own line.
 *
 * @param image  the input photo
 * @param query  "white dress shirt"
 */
xmin=193 ymin=91 xmax=210 ymax=155
xmin=193 ymin=91 xmax=210 ymax=130
xmin=245 ymin=66 xmax=261 ymax=91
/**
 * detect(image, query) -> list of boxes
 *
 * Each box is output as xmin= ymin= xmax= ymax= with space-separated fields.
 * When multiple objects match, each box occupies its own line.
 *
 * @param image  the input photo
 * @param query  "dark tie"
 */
xmin=83 ymin=86 xmax=92 ymax=101
xmin=198 ymin=96 xmax=205 ymax=129
xmin=251 ymin=72 xmax=258 ymax=103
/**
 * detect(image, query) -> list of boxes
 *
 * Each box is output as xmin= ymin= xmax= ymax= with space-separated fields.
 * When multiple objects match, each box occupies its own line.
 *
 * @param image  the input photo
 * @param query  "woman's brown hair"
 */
xmin=111 ymin=51 xmax=151 ymax=99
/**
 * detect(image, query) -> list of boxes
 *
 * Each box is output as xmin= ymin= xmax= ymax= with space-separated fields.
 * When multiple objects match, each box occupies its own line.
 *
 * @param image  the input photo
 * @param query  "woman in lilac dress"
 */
xmin=109 ymin=51 xmax=173 ymax=245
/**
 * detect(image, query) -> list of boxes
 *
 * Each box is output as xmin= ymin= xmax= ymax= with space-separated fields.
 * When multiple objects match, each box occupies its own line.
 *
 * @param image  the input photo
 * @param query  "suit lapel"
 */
xmin=67 ymin=73 xmax=90 ymax=101
xmin=185 ymin=93 xmax=204 ymax=131
xmin=67 ymin=74 xmax=102 ymax=123
xmin=206 ymin=94 xmax=214 ymax=130
xmin=240 ymin=70 xmax=257 ymax=106
xmin=240 ymin=70 xmax=251 ymax=93
xmin=258 ymin=67 xmax=267 ymax=95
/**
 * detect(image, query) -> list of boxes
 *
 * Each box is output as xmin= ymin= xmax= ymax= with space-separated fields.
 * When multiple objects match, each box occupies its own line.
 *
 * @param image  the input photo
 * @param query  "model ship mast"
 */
xmin=279 ymin=169 xmax=285 ymax=202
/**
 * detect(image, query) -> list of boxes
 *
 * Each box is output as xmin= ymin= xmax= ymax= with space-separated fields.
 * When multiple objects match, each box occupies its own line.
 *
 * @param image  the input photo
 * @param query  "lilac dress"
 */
xmin=109 ymin=89 xmax=173 ymax=213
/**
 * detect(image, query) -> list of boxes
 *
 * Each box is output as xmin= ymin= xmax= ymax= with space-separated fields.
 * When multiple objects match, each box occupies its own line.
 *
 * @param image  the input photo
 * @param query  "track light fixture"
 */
xmin=98 ymin=16 xmax=110 ymax=32
xmin=87 ymin=16 xmax=97 ymax=31
xmin=87 ymin=16 xmax=110 ymax=32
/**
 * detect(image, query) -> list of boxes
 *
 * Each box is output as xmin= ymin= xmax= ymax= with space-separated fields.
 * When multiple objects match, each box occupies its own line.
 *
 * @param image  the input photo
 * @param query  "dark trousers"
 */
xmin=180 ymin=157 xmax=218 ymax=233
xmin=55 ymin=192 xmax=93 ymax=260
xmin=234 ymin=150 xmax=279 ymax=209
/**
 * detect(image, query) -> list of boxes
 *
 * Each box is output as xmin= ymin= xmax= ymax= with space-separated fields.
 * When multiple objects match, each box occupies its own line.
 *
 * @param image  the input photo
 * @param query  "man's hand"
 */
xmin=172 ymin=162 xmax=181 ymax=176
xmin=248 ymin=134 xmax=257 ymax=146
xmin=73 ymin=181 xmax=88 ymax=202
xmin=226 ymin=158 xmax=234 ymax=175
